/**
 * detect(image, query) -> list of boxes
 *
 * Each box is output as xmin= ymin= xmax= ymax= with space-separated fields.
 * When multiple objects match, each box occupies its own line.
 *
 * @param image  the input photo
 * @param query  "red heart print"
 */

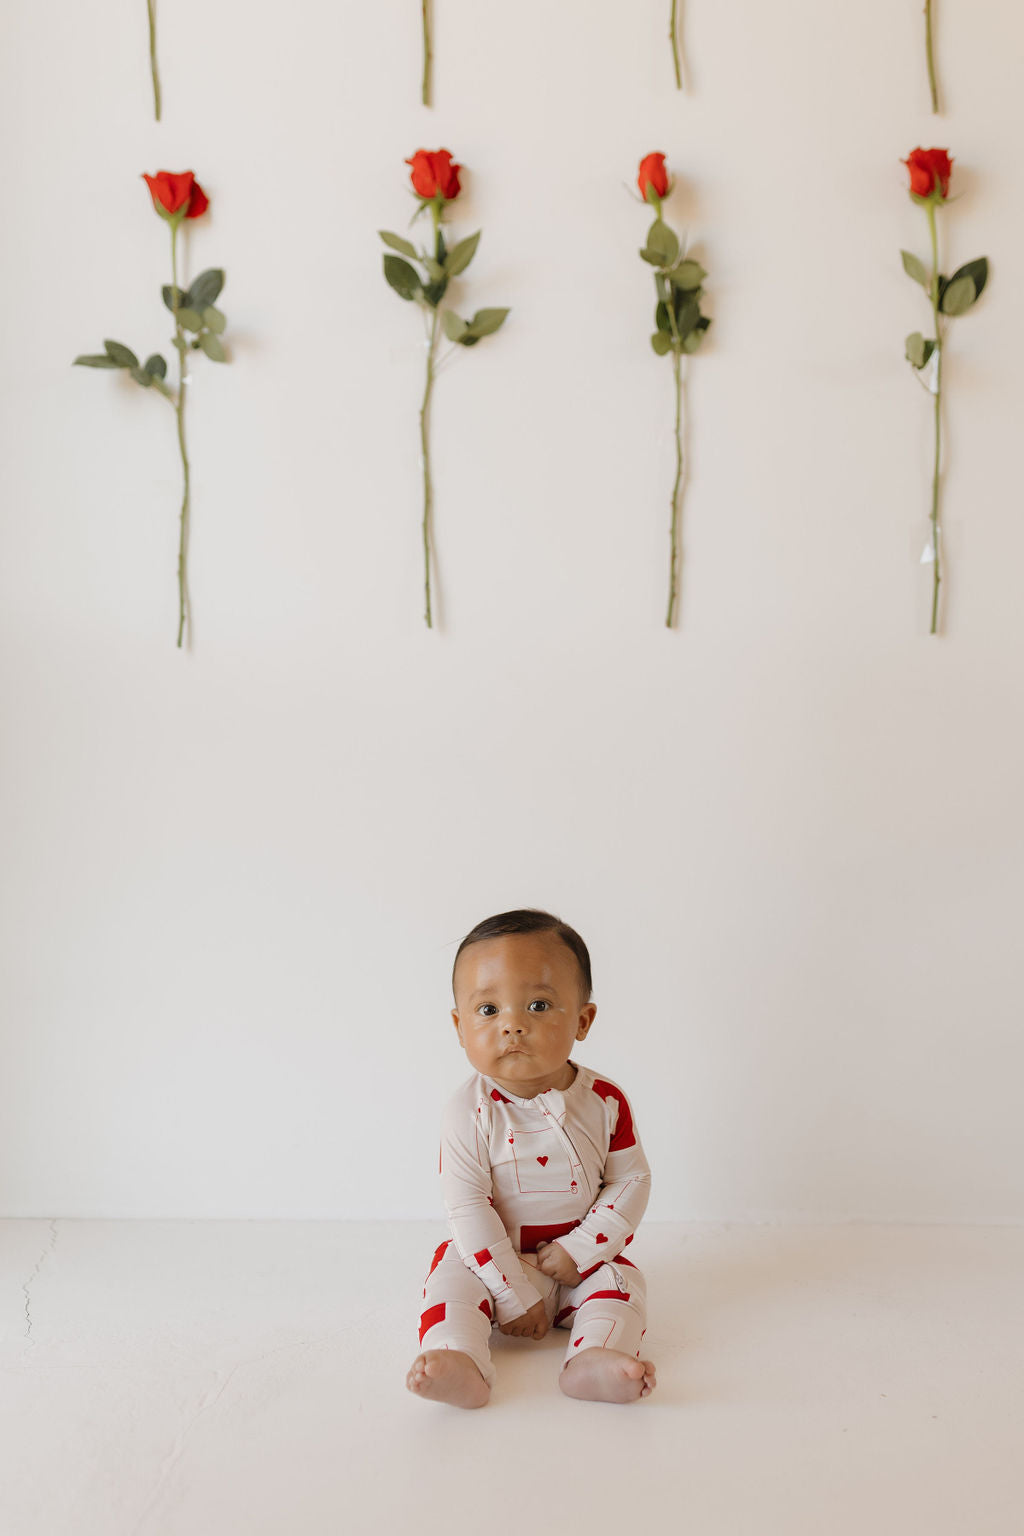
xmin=595 ymin=1233 xmax=608 ymax=1243
xmin=574 ymin=1338 xmax=583 ymax=1348
xmin=508 ymin=1135 xmax=514 ymax=1144
xmin=537 ymin=1156 xmax=548 ymax=1166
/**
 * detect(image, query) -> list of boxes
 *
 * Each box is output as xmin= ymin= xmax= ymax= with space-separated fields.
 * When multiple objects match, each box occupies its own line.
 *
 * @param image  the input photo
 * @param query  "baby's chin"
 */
xmin=488 ymin=1058 xmax=573 ymax=1092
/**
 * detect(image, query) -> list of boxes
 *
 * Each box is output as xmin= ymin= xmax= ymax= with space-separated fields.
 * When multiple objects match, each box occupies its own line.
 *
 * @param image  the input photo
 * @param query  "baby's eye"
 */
xmin=477 ymin=1004 xmax=498 ymax=1017
xmin=528 ymin=1000 xmax=550 ymax=1013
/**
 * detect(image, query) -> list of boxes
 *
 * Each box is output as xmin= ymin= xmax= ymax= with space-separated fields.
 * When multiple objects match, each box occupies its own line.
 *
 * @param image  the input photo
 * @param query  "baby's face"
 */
xmin=451 ymin=931 xmax=596 ymax=1098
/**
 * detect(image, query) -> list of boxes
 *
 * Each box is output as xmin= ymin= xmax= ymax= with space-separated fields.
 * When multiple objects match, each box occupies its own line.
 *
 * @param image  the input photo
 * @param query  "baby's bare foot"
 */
xmin=406 ymin=1350 xmax=490 ymax=1409
xmin=560 ymin=1348 xmax=657 ymax=1403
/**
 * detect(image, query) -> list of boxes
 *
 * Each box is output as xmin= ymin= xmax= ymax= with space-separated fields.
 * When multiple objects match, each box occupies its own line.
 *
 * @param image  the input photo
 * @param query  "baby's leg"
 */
xmin=556 ymin=1258 xmax=656 ymax=1402
xmin=407 ymin=1240 xmax=495 ymax=1408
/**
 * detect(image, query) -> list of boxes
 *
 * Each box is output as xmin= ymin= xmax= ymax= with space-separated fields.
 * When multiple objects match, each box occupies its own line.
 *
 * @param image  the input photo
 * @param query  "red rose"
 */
xmin=903 ymin=147 xmax=953 ymax=200
xmin=406 ymin=149 xmax=462 ymax=202
xmin=142 ymin=170 xmax=210 ymax=221
xmin=638 ymin=152 xmax=669 ymax=203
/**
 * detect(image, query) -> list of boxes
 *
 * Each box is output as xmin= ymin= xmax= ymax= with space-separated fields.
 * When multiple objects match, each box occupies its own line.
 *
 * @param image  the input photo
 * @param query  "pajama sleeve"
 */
xmin=440 ymin=1094 xmax=544 ymax=1325
xmin=551 ymin=1080 xmax=651 ymax=1276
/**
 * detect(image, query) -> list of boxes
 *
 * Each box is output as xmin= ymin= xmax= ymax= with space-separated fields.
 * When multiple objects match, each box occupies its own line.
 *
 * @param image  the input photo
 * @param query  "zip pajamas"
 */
xmin=418 ymin=1063 xmax=651 ymax=1388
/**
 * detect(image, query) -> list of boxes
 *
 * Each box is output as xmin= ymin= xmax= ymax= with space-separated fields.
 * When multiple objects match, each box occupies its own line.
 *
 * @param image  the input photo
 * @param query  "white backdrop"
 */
xmin=1 ymin=1 xmax=1021 ymax=1221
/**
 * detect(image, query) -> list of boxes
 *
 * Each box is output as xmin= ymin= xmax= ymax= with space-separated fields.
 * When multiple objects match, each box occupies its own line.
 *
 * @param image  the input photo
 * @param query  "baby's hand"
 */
xmin=499 ymin=1298 xmax=549 ymax=1340
xmin=535 ymin=1241 xmax=582 ymax=1287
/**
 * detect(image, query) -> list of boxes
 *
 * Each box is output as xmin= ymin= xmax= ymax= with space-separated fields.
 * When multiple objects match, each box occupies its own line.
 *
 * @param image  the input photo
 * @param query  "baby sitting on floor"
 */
xmin=407 ymin=908 xmax=656 ymax=1408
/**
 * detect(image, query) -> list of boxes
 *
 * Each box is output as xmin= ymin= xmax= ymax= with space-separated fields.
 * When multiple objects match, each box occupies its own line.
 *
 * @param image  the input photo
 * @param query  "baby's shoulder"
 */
xmin=440 ymin=1072 xmax=495 ymax=1128
xmin=571 ymin=1066 xmax=641 ymax=1149
xmin=572 ymin=1063 xmax=636 ymax=1104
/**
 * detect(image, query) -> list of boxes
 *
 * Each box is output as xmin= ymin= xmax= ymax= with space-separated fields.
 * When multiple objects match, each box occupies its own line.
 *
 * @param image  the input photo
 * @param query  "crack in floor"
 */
xmin=21 ymin=1218 xmax=59 ymax=1347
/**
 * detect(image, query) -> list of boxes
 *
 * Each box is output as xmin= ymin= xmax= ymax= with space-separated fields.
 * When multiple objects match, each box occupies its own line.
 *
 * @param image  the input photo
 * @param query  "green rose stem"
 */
xmin=925 ymin=0 xmax=939 ymax=114
xmin=169 ymin=221 xmax=191 ymax=647
xmin=670 ymin=1 xmax=682 ymax=89
xmin=657 ymin=268 xmax=685 ymax=626
xmin=422 ymin=0 xmax=432 ymax=106
xmin=925 ymin=194 xmax=943 ymax=633
xmin=419 ymin=202 xmax=444 ymax=628
xmin=421 ymin=311 xmax=439 ymax=628
xmin=147 ymin=0 xmax=161 ymax=121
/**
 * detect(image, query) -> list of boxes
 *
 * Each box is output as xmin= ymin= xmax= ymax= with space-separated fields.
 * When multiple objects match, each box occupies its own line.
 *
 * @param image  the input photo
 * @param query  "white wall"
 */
xmin=1 ymin=1 xmax=1021 ymax=1221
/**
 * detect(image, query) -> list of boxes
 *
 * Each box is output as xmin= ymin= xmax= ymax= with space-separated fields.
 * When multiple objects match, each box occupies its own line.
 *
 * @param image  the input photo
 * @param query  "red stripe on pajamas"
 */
xmin=554 ymin=1304 xmax=578 ymax=1326
xmin=519 ymin=1220 xmax=581 ymax=1253
xmin=419 ymin=1303 xmax=447 ymax=1343
xmin=426 ymin=1240 xmax=450 ymax=1279
xmin=579 ymin=1289 xmax=631 ymax=1304
xmin=591 ymin=1080 xmax=637 ymax=1150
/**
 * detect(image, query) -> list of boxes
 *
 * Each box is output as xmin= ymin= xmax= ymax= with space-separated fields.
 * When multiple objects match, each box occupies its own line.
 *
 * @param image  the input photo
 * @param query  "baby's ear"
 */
xmin=451 ymin=1008 xmax=463 ymax=1044
xmin=576 ymin=1002 xmax=597 ymax=1039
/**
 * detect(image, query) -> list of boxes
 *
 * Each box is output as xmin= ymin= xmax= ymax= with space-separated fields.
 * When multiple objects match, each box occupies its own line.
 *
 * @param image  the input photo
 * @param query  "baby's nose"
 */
xmin=502 ymin=1018 xmax=526 ymax=1034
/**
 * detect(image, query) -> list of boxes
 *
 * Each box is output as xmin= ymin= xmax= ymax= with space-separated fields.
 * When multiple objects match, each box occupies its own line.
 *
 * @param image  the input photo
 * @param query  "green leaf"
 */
xmin=202 ymin=306 xmax=227 ymax=334
xmin=641 ymin=219 xmax=679 ymax=269
xmin=174 ymin=308 xmax=203 ymax=332
xmin=199 ymin=332 xmax=227 ymax=362
xmin=422 ymin=258 xmax=446 ymax=282
xmin=650 ymin=331 xmax=673 ymax=356
xmin=445 ymin=231 xmax=481 ymax=277
xmin=379 ymin=230 xmax=418 ymax=259
xmin=144 ymin=354 xmax=167 ymax=379
xmin=947 ymin=256 xmax=988 ymax=304
xmin=465 ymin=307 xmax=509 ymax=339
xmin=901 ymin=250 xmax=929 ymax=288
xmin=672 ymin=293 xmax=701 ymax=337
xmin=162 ymin=285 xmax=188 ymax=313
xmin=904 ymin=332 xmax=936 ymax=369
xmin=74 ymin=353 xmax=121 ymax=368
xmin=442 ymin=310 xmax=469 ymax=342
xmin=130 ymin=366 xmax=153 ymax=387
xmin=421 ymin=279 xmax=449 ymax=309
xmin=383 ymin=254 xmax=422 ymax=301
xmin=187 ymin=269 xmax=225 ymax=309
xmin=667 ymin=260 xmax=706 ymax=290
xmin=104 ymin=339 xmax=138 ymax=368
xmin=654 ymin=300 xmax=672 ymax=335
xmin=940 ymin=275 xmax=976 ymax=316
xmin=681 ymin=320 xmax=710 ymax=354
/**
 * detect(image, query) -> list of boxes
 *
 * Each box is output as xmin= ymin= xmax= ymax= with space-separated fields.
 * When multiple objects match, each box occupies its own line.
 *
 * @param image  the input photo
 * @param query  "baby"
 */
xmin=407 ymin=908 xmax=656 ymax=1408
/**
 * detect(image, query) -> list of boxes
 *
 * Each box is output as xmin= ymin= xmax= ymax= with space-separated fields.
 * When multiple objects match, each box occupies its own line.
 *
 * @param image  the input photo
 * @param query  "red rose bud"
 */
xmin=142 ymin=171 xmax=210 ymax=221
xmin=406 ymin=149 xmax=462 ymax=202
xmin=903 ymin=147 xmax=953 ymax=200
xmin=638 ymin=152 xmax=669 ymax=204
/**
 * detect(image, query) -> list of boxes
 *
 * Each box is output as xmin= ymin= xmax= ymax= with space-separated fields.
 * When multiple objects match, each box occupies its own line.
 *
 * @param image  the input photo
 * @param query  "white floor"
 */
xmin=1 ymin=1220 xmax=1022 ymax=1535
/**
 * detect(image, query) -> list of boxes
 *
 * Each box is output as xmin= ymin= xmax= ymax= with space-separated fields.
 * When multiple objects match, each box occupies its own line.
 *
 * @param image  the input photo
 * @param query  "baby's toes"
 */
xmin=406 ymin=1355 xmax=429 ymax=1392
xmin=640 ymin=1360 xmax=657 ymax=1396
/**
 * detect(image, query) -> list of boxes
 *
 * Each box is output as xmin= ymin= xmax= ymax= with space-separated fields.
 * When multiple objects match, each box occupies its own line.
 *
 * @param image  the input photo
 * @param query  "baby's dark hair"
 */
xmin=452 ymin=909 xmax=593 ymax=1002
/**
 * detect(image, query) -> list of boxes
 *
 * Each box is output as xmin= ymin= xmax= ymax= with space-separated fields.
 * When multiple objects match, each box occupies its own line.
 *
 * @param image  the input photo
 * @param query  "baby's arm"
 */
xmin=548 ymin=1082 xmax=651 ymax=1278
xmin=440 ymin=1096 xmax=545 ymax=1327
